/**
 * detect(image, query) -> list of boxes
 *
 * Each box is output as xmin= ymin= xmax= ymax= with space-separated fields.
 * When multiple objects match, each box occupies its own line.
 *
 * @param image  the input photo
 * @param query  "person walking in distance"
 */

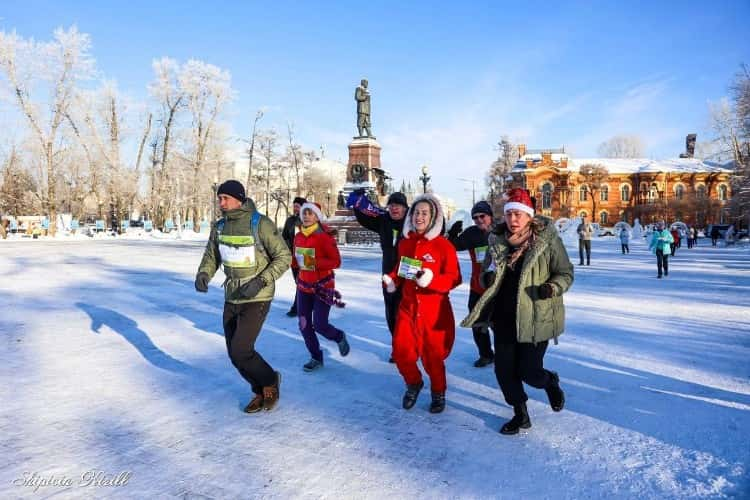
xmin=347 ymin=189 xmax=408 ymax=362
xmin=577 ymin=215 xmax=594 ymax=265
xmin=461 ymin=188 xmax=573 ymax=435
xmin=649 ymin=220 xmax=674 ymax=279
xmin=194 ymin=180 xmax=291 ymax=413
xmin=383 ymin=194 xmax=461 ymax=414
xmin=282 ymin=196 xmax=307 ymax=317
xmin=619 ymin=226 xmax=630 ymax=254
xmin=293 ymin=202 xmax=350 ymax=371
xmin=446 ymin=200 xmax=495 ymax=367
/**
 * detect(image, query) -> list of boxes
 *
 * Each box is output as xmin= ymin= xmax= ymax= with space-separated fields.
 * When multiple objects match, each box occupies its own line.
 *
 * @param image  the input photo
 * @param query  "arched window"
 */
xmin=579 ymin=185 xmax=588 ymax=202
xmin=674 ymin=184 xmax=685 ymax=200
xmin=696 ymin=185 xmax=706 ymax=198
xmin=619 ymin=210 xmax=627 ymax=222
xmin=648 ymin=183 xmax=659 ymax=203
xmin=620 ymin=184 xmax=630 ymax=202
xmin=600 ymin=211 xmax=608 ymax=224
xmin=600 ymin=185 xmax=609 ymax=202
xmin=541 ymin=182 xmax=553 ymax=209
xmin=718 ymin=184 xmax=728 ymax=201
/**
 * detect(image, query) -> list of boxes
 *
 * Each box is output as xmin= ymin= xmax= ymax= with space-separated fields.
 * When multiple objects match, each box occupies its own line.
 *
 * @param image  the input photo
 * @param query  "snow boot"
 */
xmin=473 ymin=356 xmax=494 ymax=368
xmin=429 ymin=392 xmax=446 ymax=413
xmin=262 ymin=371 xmax=281 ymax=411
xmin=243 ymin=393 xmax=264 ymax=414
xmin=545 ymin=371 xmax=565 ymax=412
xmin=500 ymin=403 xmax=531 ymax=435
xmin=303 ymin=358 xmax=323 ymax=372
xmin=337 ymin=333 xmax=350 ymax=357
xmin=402 ymin=380 xmax=424 ymax=410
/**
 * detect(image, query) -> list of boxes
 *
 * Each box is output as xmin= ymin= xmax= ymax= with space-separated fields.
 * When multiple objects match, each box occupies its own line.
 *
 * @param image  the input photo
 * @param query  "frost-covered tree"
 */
xmin=597 ymin=135 xmax=644 ymax=158
xmin=0 ymin=26 xmax=95 ymax=235
xmin=487 ymin=136 xmax=518 ymax=206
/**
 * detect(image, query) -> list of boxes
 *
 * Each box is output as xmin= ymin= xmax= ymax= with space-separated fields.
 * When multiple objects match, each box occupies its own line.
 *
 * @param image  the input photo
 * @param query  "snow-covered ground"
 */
xmin=1 ymin=235 xmax=748 ymax=499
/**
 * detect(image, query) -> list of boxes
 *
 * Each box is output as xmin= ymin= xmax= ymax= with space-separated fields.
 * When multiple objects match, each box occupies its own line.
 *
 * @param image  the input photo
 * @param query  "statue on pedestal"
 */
xmin=355 ymin=79 xmax=374 ymax=138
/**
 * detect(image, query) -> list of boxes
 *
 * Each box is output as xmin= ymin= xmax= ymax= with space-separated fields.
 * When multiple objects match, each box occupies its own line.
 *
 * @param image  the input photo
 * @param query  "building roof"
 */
xmin=514 ymin=156 xmax=733 ymax=175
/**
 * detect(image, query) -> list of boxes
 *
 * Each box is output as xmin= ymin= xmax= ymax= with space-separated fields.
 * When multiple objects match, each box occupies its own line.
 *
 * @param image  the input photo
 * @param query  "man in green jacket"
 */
xmin=195 ymin=180 xmax=291 ymax=413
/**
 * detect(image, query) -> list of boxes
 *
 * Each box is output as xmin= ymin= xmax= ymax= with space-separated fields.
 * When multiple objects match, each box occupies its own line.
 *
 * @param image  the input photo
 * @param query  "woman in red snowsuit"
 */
xmin=382 ymin=194 xmax=461 ymax=413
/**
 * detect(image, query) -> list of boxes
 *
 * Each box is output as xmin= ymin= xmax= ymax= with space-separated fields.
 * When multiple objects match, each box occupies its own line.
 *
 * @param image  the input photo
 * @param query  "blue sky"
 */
xmin=2 ymin=0 xmax=749 ymax=208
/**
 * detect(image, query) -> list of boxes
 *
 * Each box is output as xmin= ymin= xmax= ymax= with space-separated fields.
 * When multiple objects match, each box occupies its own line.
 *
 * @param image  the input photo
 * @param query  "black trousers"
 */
xmin=579 ymin=240 xmax=591 ymax=264
xmin=621 ymin=244 xmax=629 ymax=254
xmin=656 ymin=249 xmax=669 ymax=277
xmin=493 ymin=338 xmax=552 ymax=406
xmin=382 ymin=286 xmax=402 ymax=336
xmin=223 ymin=301 xmax=276 ymax=395
xmin=468 ymin=290 xmax=494 ymax=359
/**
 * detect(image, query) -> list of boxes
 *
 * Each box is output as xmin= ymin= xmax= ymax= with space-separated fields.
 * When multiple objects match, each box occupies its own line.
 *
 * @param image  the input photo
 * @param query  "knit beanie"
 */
xmin=386 ymin=192 xmax=409 ymax=208
xmin=217 ymin=180 xmax=246 ymax=203
xmin=471 ymin=200 xmax=493 ymax=217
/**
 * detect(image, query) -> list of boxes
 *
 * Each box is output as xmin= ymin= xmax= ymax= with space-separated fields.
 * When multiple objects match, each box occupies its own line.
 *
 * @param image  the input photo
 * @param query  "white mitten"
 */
xmin=415 ymin=268 xmax=433 ymax=288
xmin=382 ymin=274 xmax=396 ymax=293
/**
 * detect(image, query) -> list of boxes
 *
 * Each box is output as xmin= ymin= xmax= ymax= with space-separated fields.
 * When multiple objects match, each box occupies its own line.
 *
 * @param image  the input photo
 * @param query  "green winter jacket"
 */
xmin=197 ymin=199 xmax=291 ymax=304
xmin=461 ymin=216 xmax=574 ymax=344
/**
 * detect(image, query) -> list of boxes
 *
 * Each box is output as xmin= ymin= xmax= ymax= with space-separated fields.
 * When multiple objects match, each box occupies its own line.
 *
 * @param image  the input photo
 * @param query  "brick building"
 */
xmin=507 ymin=145 xmax=733 ymax=226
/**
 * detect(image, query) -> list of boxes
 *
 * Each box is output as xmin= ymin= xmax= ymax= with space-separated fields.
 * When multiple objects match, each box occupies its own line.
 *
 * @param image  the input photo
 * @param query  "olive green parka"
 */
xmin=197 ymin=199 xmax=291 ymax=304
xmin=461 ymin=216 xmax=574 ymax=344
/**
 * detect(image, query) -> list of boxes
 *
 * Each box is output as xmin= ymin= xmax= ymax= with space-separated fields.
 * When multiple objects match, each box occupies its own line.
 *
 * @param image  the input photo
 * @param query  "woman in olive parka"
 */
xmin=462 ymin=188 xmax=573 ymax=435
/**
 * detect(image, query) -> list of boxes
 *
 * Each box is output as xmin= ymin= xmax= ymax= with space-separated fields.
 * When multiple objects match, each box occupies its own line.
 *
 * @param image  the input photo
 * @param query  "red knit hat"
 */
xmin=503 ymin=188 xmax=535 ymax=217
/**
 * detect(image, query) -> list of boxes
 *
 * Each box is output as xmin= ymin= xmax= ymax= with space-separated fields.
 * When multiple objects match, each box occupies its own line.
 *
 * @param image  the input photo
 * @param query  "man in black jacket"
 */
xmin=347 ymin=189 xmax=408 ymax=362
xmin=281 ymin=196 xmax=306 ymax=316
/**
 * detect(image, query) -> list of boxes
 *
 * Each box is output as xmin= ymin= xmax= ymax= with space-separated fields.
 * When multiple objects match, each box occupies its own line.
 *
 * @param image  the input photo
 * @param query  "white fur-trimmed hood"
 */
xmin=402 ymin=193 xmax=444 ymax=241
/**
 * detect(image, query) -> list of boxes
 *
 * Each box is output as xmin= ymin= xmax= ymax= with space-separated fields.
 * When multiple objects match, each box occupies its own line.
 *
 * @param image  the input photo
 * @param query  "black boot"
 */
xmin=402 ymin=380 xmax=424 ymax=410
xmin=429 ymin=392 xmax=446 ymax=413
xmin=500 ymin=403 xmax=531 ymax=435
xmin=545 ymin=371 xmax=565 ymax=412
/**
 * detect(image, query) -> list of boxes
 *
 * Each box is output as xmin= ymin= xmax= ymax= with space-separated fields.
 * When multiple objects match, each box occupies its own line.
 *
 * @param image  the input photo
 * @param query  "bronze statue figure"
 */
xmin=355 ymin=79 xmax=374 ymax=138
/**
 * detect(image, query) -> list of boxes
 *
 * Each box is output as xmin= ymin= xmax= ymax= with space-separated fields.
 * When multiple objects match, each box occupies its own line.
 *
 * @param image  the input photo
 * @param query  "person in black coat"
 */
xmin=282 ymin=197 xmax=306 ymax=316
xmin=347 ymin=189 xmax=408 ymax=362
xmin=447 ymin=200 xmax=495 ymax=367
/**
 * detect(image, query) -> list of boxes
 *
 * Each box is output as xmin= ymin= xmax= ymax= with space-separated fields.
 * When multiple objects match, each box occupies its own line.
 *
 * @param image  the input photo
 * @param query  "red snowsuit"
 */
xmin=387 ymin=232 xmax=461 ymax=393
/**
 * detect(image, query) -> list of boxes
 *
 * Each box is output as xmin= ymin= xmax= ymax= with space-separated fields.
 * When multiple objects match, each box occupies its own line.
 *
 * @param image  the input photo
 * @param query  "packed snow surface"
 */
xmin=1 ymin=234 xmax=748 ymax=499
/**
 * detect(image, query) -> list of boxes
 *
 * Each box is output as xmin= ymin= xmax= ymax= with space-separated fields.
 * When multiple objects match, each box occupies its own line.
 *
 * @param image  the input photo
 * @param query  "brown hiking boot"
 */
xmin=262 ymin=371 xmax=281 ymax=411
xmin=243 ymin=393 xmax=264 ymax=414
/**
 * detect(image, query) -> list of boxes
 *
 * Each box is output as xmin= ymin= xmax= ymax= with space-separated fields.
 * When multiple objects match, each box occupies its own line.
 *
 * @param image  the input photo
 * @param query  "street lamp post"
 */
xmin=326 ymin=187 xmax=331 ymax=216
xmin=458 ymin=177 xmax=476 ymax=206
xmin=419 ymin=165 xmax=431 ymax=194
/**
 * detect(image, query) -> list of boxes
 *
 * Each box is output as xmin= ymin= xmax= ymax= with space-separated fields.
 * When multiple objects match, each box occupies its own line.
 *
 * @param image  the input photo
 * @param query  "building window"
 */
xmin=696 ymin=185 xmax=706 ymax=198
xmin=600 ymin=211 xmax=608 ymax=224
xmin=541 ymin=182 xmax=553 ymax=209
xmin=621 ymin=184 xmax=630 ymax=202
xmin=600 ymin=185 xmax=609 ymax=202
xmin=620 ymin=210 xmax=627 ymax=222
xmin=674 ymin=184 xmax=685 ymax=200
xmin=579 ymin=185 xmax=588 ymax=202
xmin=718 ymin=184 xmax=728 ymax=201
xmin=648 ymin=183 xmax=659 ymax=204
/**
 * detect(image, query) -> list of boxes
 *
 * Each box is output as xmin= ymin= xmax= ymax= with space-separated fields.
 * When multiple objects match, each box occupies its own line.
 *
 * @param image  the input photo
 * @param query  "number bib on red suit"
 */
xmin=218 ymin=235 xmax=257 ymax=269
xmin=295 ymin=247 xmax=316 ymax=271
xmin=397 ymin=256 xmax=423 ymax=280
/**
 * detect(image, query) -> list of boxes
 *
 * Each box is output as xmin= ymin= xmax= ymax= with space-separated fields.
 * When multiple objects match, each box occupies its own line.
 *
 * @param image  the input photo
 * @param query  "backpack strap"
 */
xmin=251 ymin=210 xmax=267 ymax=258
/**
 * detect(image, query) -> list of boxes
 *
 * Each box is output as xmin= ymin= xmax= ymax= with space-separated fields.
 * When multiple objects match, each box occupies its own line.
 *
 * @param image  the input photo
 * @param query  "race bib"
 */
xmin=397 ymin=256 xmax=423 ymax=280
xmin=296 ymin=247 xmax=316 ymax=271
xmin=474 ymin=245 xmax=488 ymax=262
xmin=218 ymin=235 xmax=256 ymax=268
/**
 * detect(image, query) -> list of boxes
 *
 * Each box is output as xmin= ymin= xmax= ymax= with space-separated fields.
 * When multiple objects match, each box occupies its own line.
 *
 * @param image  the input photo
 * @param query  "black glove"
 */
xmin=539 ymin=283 xmax=555 ymax=299
xmin=447 ymin=220 xmax=463 ymax=240
xmin=239 ymin=276 xmax=266 ymax=299
xmin=195 ymin=272 xmax=210 ymax=293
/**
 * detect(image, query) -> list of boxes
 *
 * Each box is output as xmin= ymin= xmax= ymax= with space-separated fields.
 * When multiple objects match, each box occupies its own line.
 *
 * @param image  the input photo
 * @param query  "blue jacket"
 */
xmin=649 ymin=229 xmax=673 ymax=254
